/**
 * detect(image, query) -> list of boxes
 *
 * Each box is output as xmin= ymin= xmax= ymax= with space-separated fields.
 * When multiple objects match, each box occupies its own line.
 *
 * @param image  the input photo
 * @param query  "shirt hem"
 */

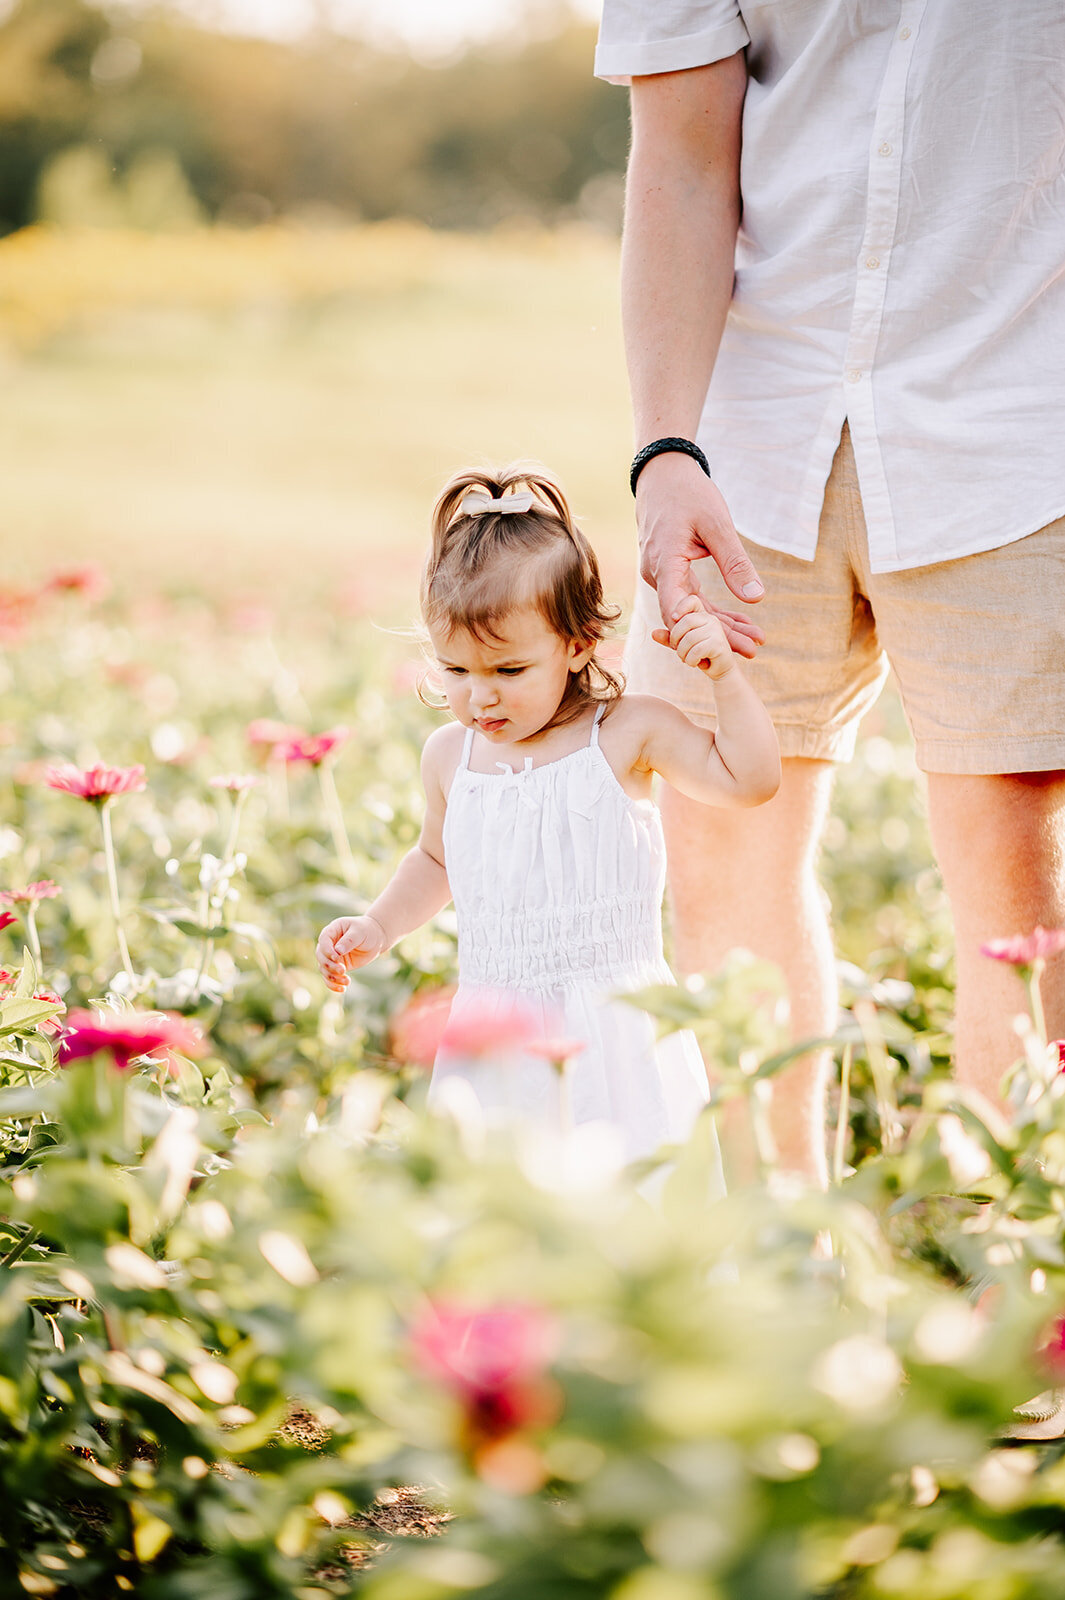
xmin=735 ymin=500 xmax=1065 ymax=575
xmin=594 ymin=19 xmax=750 ymax=84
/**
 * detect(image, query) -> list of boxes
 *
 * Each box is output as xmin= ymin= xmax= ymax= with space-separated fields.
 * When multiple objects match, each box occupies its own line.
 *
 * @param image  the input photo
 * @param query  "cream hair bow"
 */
xmin=459 ymin=489 xmax=535 ymax=516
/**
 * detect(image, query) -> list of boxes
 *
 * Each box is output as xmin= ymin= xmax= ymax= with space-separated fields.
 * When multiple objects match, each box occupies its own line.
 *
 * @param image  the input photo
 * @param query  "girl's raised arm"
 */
xmin=316 ymin=726 xmax=455 ymax=991
xmin=638 ymin=601 xmax=781 ymax=808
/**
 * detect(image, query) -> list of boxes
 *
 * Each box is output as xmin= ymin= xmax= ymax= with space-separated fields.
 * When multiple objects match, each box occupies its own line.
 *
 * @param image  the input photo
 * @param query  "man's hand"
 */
xmin=316 ymin=914 xmax=388 ymax=992
xmin=652 ymin=595 xmax=735 ymax=679
xmin=637 ymin=451 xmax=765 ymax=658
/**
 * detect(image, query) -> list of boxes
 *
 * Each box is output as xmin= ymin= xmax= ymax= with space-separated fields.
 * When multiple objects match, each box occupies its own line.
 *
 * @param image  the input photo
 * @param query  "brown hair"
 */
xmin=421 ymin=462 xmax=622 ymax=726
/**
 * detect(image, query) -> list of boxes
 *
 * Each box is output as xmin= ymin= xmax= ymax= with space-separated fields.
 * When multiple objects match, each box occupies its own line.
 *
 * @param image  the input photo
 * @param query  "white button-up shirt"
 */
xmin=596 ymin=1 xmax=1065 ymax=573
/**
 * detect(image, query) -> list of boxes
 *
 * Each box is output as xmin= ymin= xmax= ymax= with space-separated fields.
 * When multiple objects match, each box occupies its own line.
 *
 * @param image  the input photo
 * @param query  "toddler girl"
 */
xmin=316 ymin=465 xmax=780 ymax=1163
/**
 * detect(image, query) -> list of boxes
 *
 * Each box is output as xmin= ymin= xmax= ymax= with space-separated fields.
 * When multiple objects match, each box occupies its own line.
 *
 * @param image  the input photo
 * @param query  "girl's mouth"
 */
xmin=476 ymin=717 xmax=507 ymax=733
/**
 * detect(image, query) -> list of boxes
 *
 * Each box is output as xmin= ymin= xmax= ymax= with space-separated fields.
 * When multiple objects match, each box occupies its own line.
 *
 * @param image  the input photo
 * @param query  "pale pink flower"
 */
xmin=209 ymin=773 xmax=258 ymax=793
xmin=246 ymin=718 xmax=303 ymax=750
xmin=279 ymin=727 xmax=350 ymax=767
xmin=45 ymin=763 xmax=146 ymax=802
xmin=390 ymin=987 xmax=456 ymax=1067
xmin=46 ymin=564 xmax=110 ymax=601
xmin=0 ymin=589 xmax=36 ymax=642
xmin=59 ymin=1009 xmax=206 ymax=1070
xmin=0 ymin=880 xmax=60 ymax=907
xmin=526 ymin=1037 xmax=586 ymax=1066
xmin=438 ymin=993 xmax=542 ymax=1058
xmin=409 ymin=1301 xmax=560 ymax=1447
xmin=980 ymin=927 xmax=1065 ymax=966
xmin=0 ymin=968 xmax=14 ymax=984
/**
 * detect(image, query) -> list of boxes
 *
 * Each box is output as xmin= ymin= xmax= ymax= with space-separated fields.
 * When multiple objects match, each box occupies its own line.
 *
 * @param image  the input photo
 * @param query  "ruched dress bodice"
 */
xmin=430 ymin=707 xmax=717 ymax=1167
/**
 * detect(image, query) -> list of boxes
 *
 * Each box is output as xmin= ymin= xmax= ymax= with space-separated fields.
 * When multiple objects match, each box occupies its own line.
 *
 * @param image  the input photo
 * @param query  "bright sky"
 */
xmin=167 ymin=0 xmax=601 ymax=56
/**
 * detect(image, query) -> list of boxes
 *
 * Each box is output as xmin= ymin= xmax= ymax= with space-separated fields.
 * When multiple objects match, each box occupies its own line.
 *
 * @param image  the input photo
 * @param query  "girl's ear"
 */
xmin=566 ymin=638 xmax=595 ymax=674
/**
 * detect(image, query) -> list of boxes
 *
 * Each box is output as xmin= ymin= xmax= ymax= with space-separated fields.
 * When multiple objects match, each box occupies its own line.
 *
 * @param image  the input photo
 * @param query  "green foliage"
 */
xmin=3 ymin=585 xmax=1065 ymax=1595
xmin=0 ymin=0 xmax=626 ymax=235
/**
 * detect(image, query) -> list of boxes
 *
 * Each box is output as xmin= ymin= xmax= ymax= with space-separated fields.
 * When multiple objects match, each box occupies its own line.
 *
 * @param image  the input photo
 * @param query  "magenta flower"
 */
xmin=980 ymin=927 xmax=1065 ymax=966
xmin=0 ymin=912 xmax=17 ymax=933
xmin=438 ymin=993 xmax=541 ymax=1059
xmin=45 ymin=763 xmax=146 ymax=802
xmin=409 ymin=1301 xmax=560 ymax=1447
xmin=0 ymin=880 xmax=60 ymax=907
xmin=59 ymin=1009 xmax=206 ymax=1070
xmin=279 ymin=727 xmax=350 ymax=767
xmin=34 ymin=987 xmax=66 ymax=1039
xmin=1051 ymin=1040 xmax=1065 ymax=1071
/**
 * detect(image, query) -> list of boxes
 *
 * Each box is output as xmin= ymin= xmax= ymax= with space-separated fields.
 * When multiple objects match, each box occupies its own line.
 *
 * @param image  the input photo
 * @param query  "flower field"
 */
xmin=3 ymin=226 xmax=1065 ymax=1597
xmin=1 ymin=569 xmax=1064 ymax=1600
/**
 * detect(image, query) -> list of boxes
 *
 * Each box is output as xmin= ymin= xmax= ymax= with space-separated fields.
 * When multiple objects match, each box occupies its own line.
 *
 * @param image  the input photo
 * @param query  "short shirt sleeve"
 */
xmin=594 ymin=0 xmax=750 ymax=85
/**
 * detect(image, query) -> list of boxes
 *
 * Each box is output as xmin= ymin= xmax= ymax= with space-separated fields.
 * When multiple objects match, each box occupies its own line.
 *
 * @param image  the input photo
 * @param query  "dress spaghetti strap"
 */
xmin=459 ymin=725 xmax=476 ymax=769
xmin=589 ymin=704 xmax=606 ymax=746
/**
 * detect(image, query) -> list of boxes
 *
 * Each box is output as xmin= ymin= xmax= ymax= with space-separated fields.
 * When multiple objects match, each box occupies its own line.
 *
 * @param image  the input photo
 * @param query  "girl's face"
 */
xmin=429 ymin=607 xmax=592 ymax=745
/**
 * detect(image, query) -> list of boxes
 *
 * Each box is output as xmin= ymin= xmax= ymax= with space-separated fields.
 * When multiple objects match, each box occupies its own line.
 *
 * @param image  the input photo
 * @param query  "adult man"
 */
xmin=595 ymin=2 xmax=1065 ymax=1182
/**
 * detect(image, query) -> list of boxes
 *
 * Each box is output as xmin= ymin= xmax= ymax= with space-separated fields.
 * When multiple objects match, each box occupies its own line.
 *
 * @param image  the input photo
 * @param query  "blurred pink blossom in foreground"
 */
xmin=0 ymin=912 xmax=17 ymax=932
xmin=526 ymin=1036 xmax=586 ymax=1067
xmin=278 ymin=727 xmax=350 ymax=767
xmin=59 ymin=1009 xmax=206 ymax=1069
xmin=409 ymin=1300 xmax=560 ymax=1449
xmin=390 ymin=987 xmax=456 ymax=1067
xmin=980 ymin=927 xmax=1065 ymax=966
xmin=438 ymin=993 xmax=542 ymax=1059
xmin=0 ymin=880 xmax=61 ymax=907
xmin=45 ymin=764 xmax=147 ymax=802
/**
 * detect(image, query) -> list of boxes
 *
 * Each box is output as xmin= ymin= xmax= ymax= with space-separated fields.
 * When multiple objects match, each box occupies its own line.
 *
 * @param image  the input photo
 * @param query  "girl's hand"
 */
xmin=316 ymin=915 xmax=388 ymax=991
xmin=652 ymin=596 xmax=735 ymax=679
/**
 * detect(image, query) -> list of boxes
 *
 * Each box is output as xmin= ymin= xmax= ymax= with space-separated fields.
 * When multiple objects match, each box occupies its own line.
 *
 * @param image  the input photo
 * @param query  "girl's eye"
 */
xmin=443 ymin=666 xmax=467 ymax=676
xmin=497 ymin=667 xmax=525 ymax=677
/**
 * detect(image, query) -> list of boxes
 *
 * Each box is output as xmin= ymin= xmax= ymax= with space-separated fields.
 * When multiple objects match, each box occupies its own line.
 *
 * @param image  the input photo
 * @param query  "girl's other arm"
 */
xmin=639 ymin=600 xmax=780 ymax=807
xmin=317 ymin=729 xmax=454 ymax=991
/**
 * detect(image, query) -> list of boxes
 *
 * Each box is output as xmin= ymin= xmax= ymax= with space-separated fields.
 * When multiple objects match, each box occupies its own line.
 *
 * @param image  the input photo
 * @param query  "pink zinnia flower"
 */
xmin=46 ymin=564 xmax=110 ymax=601
xmin=980 ymin=927 xmax=1065 ymax=967
xmin=0 ymin=968 xmax=14 ymax=985
xmin=409 ymin=1301 xmax=560 ymax=1448
xmin=59 ymin=1009 xmax=206 ymax=1070
xmin=0 ymin=880 xmax=60 ymax=907
xmin=278 ymin=727 xmax=350 ymax=767
xmin=527 ymin=1037 xmax=586 ymax=1066
xmin=390 ymin=987 xmax=456 ymax=1067
xmin=45 ymin=763 xmax=146 ymax=802
xmin=438 ymin=993 xmax=542 ymax=1059
xmin=0 ymin=912 xmax=17 ymax=932
xmin=34 ymin=988 xmax=66 ymax=1039
xmin=1051 ymin=1040 xmax=1065 ymax=1072
xmin=209 ymin=773 xmax=258 ymax=793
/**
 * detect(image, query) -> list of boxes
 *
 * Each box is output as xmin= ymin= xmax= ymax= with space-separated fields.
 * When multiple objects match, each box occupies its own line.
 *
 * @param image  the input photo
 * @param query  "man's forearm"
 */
xmin=622 ymin=57 xmax=746 ymax=447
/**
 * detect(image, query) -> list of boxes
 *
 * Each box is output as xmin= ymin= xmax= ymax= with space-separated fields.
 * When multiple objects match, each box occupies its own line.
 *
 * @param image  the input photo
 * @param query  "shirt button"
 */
xmin=846 ymin=369 xmax=863 ymax=384
xmin=899 ymin=25 xmax=911 ymax=38
xmin=878 ymin=142 xmax=892 ymax=156
xmin=865 ymin=256 xmax=880 ymax=270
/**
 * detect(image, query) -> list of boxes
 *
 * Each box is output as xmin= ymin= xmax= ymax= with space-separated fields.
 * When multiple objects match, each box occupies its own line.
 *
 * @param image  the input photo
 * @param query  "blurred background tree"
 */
xmin=0 ymin=0 xmax=628 ymax=234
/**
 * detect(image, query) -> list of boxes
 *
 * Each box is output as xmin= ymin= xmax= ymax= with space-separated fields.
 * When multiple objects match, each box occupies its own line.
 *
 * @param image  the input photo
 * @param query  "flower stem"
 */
xmin=0 ymin=1225 xmax=39 ymax=1269
xmin=1029 ymin=959 xmax=1048 ymax=1046
xmin=25 ymin=905 xmax=42 ymax=968
xmin=832 ymin=1043 xmax=853 ymax=1186
xmin=317 ymin=761 xmax=358 ymax=888
xmin=99 ymin=798 xmax=136 ymax=984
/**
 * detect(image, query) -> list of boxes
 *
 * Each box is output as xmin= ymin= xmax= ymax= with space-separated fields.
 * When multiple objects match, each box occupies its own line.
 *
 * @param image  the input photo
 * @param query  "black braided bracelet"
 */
xmin=630 ymin=436 xmax=711 ymax=497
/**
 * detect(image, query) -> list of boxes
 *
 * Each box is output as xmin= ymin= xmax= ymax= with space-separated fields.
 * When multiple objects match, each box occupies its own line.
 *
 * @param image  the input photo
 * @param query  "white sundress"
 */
xmin=430 ymin=704 xmax=721 ymax=1169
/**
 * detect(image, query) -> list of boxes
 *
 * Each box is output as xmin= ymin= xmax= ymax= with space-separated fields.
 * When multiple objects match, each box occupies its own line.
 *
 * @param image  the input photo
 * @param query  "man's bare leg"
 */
xmin=927 ymin=772 xmax=1065 ymax=1105
xmin=661 ymin=757 xmax=837 ymax=1185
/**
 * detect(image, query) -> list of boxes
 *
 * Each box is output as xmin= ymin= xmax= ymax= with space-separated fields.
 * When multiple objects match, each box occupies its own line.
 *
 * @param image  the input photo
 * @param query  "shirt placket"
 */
xmin=843 ymin=0 xmax=927 ymax=568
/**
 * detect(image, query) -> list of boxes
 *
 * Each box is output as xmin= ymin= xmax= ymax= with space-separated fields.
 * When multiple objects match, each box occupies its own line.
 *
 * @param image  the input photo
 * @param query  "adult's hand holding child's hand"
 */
xmin=636 ymin=453 xmax=765 ymax=658
xmin=652 ymin=596 xmax=735 ymax=679
xmin=316 ymin=914 xmax=388 ymax=991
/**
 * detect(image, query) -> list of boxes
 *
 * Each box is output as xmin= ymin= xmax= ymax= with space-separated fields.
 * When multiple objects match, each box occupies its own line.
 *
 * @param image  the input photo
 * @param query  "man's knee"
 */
xmin=927 ymin=770 xmax=1065 ymax=910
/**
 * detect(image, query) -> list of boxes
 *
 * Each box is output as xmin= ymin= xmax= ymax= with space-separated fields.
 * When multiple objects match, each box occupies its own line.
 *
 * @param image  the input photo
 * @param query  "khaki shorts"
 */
xmin=625 ymin=424 xmax=1065 ymax=775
